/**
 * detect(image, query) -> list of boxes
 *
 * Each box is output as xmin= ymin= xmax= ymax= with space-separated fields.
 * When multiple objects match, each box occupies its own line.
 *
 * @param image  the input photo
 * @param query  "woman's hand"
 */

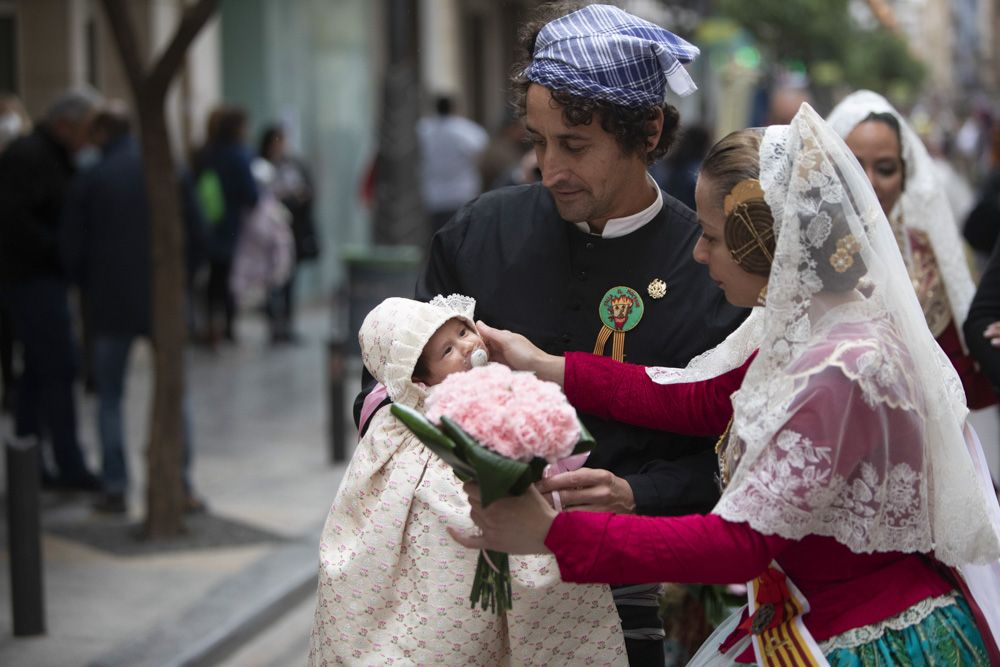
xmin=476 ymin=321 xmax=566 ymax=385
xmin=984 ymin=322 xmax=1000 ymax=347
xmin=448 ymin=482 xmax=557 ymax=555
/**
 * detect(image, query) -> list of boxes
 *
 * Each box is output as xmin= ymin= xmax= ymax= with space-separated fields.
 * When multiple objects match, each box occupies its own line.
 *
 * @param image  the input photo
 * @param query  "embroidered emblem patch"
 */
xmin=647 ymin=278 xmax=667 ymax=299
xmin=599 ymin=286 xmax=644 ymax=332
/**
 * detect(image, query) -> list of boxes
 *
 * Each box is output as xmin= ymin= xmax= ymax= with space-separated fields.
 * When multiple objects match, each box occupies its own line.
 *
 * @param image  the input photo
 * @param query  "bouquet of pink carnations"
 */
xmin=391 ymin=363 xmax=594 ymax=615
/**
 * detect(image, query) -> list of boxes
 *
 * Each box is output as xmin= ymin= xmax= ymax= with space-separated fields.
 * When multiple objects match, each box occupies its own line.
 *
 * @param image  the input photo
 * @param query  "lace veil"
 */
xmin=654 ymin=104 xmax=1000 ymax=566
xmin=826 ymin=90 xmax=975 ymax=346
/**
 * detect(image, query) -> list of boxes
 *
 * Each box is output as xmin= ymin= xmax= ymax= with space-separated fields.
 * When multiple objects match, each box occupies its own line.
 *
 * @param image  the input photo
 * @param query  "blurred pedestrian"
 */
xmin=192 ymin=106 xmax=258 ymax=345
xmin=0 ymin=92 xmax=31 ymax=414
xmin=230 ymin=155 xmax=294 ymax=314
xmin=60 ymin=103 xmax=205 ymax=514
xmin=0 ymin=87 xmax=102 ymax=490
xmin=964 ymin=126 xmax=1000 ymax=260
xmin=478 ymin=111 xmax=528 ymax=192
xmin=649 ymin=125 xmax=710 ymax=210
xmin=257 ymin=124 xmax=320 ymax=343
xmin=417 ymin=94 xmax=488 ymax=233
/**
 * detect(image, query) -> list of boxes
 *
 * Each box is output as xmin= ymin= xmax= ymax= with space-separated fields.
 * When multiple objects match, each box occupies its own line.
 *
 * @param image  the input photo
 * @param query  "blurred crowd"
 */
xmin=0 ymin=87 xmax=320 ymax=515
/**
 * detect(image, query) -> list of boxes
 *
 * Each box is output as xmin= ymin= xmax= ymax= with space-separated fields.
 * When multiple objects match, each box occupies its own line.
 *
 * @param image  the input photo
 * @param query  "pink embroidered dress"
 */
xmin=308 ymin=295 xmax=626 ymax=665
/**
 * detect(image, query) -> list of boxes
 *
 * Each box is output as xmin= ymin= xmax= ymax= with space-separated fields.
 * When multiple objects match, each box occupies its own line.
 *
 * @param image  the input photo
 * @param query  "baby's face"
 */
xmin=418 ymin=319 xmax=486 ymax=386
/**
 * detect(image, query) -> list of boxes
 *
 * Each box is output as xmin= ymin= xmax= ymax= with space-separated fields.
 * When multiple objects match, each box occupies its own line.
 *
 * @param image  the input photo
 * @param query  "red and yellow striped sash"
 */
xmin=743 ymin=564 xmax=829 ymax=666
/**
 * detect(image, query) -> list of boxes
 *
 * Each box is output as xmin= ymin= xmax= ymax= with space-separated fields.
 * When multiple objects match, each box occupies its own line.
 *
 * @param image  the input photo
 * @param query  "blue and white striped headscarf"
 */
xmin=524 ymin=4 xmax=700 ymax=108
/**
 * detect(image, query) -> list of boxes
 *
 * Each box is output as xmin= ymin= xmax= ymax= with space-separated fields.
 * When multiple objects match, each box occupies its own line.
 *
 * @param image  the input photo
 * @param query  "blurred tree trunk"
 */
xmin=372 ymin=0 xmax=425 ymax=248
xmin=100 ymin=0 xmax=219 ymax=538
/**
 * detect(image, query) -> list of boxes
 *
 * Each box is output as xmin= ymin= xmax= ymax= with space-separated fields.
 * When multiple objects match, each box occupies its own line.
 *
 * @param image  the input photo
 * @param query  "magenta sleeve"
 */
xmin=544 ymin=510 xmax=788 ymax=585
xmin=563 ymin=351 xmax=752 ymax=436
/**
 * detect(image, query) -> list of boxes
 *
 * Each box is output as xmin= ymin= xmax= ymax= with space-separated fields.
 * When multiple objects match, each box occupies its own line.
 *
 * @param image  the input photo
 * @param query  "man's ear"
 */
xmin=646 ymin=107 xmax=665 ymax=152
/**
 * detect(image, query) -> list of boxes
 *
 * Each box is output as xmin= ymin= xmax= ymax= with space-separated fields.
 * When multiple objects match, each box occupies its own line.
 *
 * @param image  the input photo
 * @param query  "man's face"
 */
xmin=53 ymin=112 xmax=96 ymax=153
xmin=525 ymin=84 xmax=653 ymax=227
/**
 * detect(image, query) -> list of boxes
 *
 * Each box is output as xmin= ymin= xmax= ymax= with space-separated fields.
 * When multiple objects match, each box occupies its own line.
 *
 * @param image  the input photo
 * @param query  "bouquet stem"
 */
xmin=470 ymin=549 xmax=512 ymax=614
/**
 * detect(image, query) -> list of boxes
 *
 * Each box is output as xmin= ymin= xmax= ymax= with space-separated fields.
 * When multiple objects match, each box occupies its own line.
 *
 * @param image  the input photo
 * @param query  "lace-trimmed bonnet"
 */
xmin=358 ymin=294 xmax=477 ymax=408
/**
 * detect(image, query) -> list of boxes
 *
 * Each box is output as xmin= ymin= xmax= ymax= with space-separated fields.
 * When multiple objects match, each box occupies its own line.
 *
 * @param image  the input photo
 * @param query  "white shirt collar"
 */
xmin=573 ymin=174 xmax=663 ymax=239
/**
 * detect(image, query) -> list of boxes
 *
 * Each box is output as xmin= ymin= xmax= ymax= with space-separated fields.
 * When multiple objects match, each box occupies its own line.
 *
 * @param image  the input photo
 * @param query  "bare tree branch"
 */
xmin=99 ymin=0 xmax=146 ymax=96
xmin=147 ymin=0 xmax=220 ymax=100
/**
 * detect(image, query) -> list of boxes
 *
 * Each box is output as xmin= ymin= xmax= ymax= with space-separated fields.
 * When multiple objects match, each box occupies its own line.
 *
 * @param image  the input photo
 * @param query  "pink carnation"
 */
xmin=425 ymin=363 xmax=581 ymax=463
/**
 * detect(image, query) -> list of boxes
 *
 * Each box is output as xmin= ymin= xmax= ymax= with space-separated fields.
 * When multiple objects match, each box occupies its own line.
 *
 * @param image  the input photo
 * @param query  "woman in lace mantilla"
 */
xmin=826 ymin=90 xmax=996 ymax=409
xmin=454 ymin=104 xmax=1000 ymax=666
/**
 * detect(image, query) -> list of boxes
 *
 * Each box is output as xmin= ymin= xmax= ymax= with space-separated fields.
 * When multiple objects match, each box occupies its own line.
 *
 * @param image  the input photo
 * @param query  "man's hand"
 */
xmin=984 ymin=321 xmax=1000 ymax=347
xmin=535 ymin=467 xmax=637 ymax=514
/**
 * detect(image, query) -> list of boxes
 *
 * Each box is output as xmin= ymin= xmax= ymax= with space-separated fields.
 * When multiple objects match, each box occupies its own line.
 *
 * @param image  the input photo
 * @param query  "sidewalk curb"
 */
xmin=88 ymin=531 xmax=320 ymax=667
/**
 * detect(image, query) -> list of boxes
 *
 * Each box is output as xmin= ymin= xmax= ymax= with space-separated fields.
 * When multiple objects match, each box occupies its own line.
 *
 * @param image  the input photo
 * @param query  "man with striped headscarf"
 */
xmin=411 ymin=4 xmax=749 ymax=662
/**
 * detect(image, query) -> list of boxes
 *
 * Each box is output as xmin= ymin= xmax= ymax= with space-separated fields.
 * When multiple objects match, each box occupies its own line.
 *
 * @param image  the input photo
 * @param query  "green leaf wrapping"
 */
xmin=439 ymin=416 xmax=529 ymax=507
xmin=573 ymin=418 xmax=596 ymax=455
xmin=390 ymin=404 xmax=475 ymax=480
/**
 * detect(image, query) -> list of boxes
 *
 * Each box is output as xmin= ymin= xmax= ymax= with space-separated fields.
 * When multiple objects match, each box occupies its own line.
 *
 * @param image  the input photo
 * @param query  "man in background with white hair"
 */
xmin=0 ymin=87 xmax=103 ymax=491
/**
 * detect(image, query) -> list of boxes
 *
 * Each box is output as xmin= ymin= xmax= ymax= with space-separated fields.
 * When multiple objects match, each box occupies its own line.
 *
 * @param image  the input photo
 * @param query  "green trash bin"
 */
xmin=342 ymin=245 xmax=423 ymax=355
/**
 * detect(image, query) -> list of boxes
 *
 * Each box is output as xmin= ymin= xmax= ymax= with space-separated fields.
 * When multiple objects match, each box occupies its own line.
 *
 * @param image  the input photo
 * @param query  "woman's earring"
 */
xmin=756 ymin=285 xmax=768 ymax=307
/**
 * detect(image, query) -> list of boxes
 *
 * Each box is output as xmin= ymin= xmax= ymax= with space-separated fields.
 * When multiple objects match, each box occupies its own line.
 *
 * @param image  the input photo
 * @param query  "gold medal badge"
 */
xmin=647 ymin=278 xmax=667 ymax=299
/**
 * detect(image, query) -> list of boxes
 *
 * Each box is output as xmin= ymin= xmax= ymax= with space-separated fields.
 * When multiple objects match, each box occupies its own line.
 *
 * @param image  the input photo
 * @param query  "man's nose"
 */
xmin=539 ymin=150 xmax=566 ymax=188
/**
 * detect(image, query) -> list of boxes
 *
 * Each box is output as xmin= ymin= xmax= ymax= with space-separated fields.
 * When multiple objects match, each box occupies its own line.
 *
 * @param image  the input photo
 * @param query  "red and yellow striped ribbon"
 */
xmin=593 ymin=325 xmax=626 ymax=362
xmin=747 ymin=565 xmax=829 ymax=666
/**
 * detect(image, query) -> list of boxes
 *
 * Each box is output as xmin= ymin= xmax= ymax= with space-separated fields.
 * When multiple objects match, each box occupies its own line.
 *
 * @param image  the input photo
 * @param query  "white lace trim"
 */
xmin=818 ymin=592 xmax=958 ymax=652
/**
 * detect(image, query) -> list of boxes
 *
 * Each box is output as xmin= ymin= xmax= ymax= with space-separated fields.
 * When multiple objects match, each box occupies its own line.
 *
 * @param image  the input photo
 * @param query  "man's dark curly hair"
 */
xmin=510 ymin=1 xmax=682 ymax=165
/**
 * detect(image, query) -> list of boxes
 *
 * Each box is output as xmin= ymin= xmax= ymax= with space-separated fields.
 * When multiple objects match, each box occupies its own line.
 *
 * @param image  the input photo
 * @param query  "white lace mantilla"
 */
xmin=818 ymin=592 xmax=958 ymax=652
xmin=712 ymin=105 xmax=999 ymax=566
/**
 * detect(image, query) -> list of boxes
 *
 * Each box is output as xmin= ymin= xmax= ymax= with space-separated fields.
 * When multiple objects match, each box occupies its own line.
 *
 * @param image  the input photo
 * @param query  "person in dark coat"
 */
xmin=357 ymin=4 xmax=747 ymax=664
xmin=192 ymin=106 xmax=258 ymax=344
xmin=60 ymin=104 xmax=204 ymax=513
xmin=0 ymin=88 xmax=101 ymax=490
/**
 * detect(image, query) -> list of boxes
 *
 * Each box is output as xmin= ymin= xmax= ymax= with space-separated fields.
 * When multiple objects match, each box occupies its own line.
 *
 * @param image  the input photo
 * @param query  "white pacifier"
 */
xmin=470 ymin=348 xmax=489 ymax=368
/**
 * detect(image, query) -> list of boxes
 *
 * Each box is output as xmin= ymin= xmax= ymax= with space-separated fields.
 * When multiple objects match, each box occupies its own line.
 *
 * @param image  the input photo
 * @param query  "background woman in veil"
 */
xmin=453 ymin=104 xmax=1000 ymax=666
xmin=826 ymin=90 xmax=996 ymax=410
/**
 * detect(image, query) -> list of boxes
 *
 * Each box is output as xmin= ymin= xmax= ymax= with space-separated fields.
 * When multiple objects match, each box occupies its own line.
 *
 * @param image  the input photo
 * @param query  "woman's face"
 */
xmin=844 ymin=120 xmax=904 ymax=216
xmin=692 ymin=176 xmax=769 ymax=308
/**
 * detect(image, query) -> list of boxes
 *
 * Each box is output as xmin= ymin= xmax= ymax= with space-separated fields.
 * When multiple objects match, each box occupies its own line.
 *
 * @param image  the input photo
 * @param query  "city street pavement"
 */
xmin=0 ymin=304 xmax=357 ymax=667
